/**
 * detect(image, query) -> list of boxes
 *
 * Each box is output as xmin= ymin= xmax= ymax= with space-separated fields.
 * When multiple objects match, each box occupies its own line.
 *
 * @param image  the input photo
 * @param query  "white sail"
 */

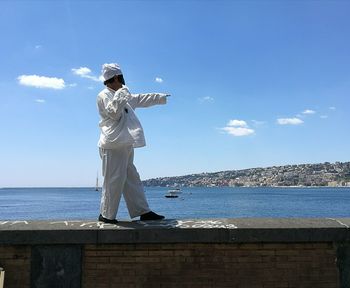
xmin=95 ymin=172 xmax=99 ymax=191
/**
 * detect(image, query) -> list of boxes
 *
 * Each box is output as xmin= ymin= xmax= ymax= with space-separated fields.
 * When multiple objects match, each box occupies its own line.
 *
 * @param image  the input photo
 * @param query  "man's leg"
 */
xmin=99 ymin=146 xmax=130 ymax=220
xmin=123 ymin=148 xmax=151 ymax=219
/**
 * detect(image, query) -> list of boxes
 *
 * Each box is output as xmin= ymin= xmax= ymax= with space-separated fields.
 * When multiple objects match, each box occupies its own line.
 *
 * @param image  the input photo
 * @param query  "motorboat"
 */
xmin=165 ymin=188 xmax=181 ymax=198
xmin=167 ymin=188 xmax=181 ymax=194
xmin=165 ymin=191 xmax=178 ymax=198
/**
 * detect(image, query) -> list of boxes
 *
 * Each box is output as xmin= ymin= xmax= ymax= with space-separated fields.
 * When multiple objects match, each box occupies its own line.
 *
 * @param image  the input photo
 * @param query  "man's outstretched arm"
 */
xmin=128 ymin=92 xmax=170 ymax=109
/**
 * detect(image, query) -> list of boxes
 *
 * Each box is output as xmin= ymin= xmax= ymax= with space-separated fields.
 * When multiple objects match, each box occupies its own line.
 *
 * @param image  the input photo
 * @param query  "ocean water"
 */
xmin=0 ymin=187 xmax=350 ymax=220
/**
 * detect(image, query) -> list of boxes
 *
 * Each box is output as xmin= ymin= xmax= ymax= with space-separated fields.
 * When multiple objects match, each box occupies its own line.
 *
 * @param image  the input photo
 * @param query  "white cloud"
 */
xmin=320 ymin=115 xmax=328 ymax=119
xmin=87 ymin=86 xmax=95 ymax=90
xmin=35 ymin=45 xmax=42 ymax=49
xmin=302 ymin=109 xmax=316 ymax=115
xmin=277 ymin=118 xmax=304 ymax=125
xmin=72 ymin=67 xmax=91 ymax=76
xmin=199 ymin=96 xmax=214 ymax=103
xmin=84 ymin=75 xmax=101 ymax=82
xmin=18 ymin=75 xmax=65 ymax=89
xmin=155 ymin=77 xmax=163 ymax=83
xmin=35 ymin=99 xmax=45 ymax=103
xmin=68 ymin=83 xmax=77 ymax=87
xmin=72 ymin=67 xmax=101 ymax=82
xmin=329 ymin=106 xmax=336 ymax=110
xmin=221 ymin=126 xmax=255 ymax=137
xmin=221 ymin=119 xmax=255 ymax=136
xmin=227 ymin=119 xmax=248 ymax=127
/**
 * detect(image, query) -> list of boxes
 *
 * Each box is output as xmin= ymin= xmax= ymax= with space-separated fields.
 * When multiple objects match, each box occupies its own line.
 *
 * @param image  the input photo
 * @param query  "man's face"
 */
xmin=108 ymin=75 xmax=123 ymax=90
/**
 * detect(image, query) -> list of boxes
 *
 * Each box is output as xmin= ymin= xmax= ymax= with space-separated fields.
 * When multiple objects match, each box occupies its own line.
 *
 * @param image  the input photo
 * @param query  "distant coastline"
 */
xmin=143 ymin=161 xmax=350 ymax=188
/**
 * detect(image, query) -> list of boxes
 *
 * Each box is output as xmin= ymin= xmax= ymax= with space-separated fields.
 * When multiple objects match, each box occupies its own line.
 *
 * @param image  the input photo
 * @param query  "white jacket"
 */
xmin=97 ymin=86 xmax=167 ymax=149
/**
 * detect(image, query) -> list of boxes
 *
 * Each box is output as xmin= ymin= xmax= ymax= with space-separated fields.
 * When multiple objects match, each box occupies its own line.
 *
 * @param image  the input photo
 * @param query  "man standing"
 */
xmin=97 ymin=63 xmax=169 ymax=224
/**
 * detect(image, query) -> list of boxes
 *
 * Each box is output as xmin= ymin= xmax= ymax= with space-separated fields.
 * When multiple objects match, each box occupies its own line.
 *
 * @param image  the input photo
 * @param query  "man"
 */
xmin=97 ymin=63 xmax=169 ymax=224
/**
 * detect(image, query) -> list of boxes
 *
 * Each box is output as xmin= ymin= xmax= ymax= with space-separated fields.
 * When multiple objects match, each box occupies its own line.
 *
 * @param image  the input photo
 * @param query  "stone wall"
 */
xmin=0 ymin=245 xmax=30 ymax=288
xmin=0 ymin=218 xmax=349 ymax=288
xmin=83 ymin=243 xmax=339 ymax=288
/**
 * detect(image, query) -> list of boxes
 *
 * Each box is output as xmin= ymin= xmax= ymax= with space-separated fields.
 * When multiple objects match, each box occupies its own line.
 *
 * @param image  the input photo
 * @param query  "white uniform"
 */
xmin=97 ymin=86 xmax=167 ymax=219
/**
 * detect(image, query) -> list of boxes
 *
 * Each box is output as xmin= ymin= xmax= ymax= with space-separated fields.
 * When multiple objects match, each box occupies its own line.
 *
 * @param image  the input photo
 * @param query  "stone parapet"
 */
xmin=0 ymin=218 xmax=349 ymax=287
xmin=0 ymin=218 xmax=350 ymax=244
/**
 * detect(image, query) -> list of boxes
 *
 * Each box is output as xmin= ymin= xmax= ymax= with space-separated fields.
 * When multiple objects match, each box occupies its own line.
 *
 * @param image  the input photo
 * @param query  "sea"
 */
xmin=0 ymin=187 xmax=350 ymax=220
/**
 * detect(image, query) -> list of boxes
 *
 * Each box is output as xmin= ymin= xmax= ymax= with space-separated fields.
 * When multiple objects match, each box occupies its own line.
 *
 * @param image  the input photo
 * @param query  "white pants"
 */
xmin=99 ymin=145 xmax=150 ymax=219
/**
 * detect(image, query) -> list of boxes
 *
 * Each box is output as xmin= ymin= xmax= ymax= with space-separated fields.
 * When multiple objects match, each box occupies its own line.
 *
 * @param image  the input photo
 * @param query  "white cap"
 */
xmin=101 ymin=63 xmax=122 ymax=81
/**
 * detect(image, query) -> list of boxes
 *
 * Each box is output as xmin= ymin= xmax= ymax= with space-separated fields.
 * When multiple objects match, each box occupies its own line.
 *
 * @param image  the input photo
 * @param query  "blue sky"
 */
xmin=0 ymin=1 xmax=349 ymax=187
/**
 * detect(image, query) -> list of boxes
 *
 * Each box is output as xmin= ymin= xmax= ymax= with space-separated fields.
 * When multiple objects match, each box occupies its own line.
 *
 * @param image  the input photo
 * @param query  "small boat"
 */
xmin=165 ymin=191 xmax=178 ymax=198
xmin=167 ymin=188 xmax=182 ymax=194
xmin=165 ymin=188 xmax=181 ymax=198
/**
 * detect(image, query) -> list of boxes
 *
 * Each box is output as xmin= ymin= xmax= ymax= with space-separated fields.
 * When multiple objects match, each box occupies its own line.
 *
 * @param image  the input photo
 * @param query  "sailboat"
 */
xmin=95 ymin=173 xmax=99 ymax=191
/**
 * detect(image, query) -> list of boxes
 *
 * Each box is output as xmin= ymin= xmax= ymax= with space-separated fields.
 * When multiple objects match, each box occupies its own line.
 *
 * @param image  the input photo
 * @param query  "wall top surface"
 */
xmin=0 ymin=218 xmax=349 ymax=244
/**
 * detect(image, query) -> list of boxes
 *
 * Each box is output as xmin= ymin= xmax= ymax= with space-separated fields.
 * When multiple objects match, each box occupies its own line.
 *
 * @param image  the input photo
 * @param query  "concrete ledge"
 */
xmin=1 ymin=218 xmax=350 ymax=244
xmin=1 ymin=219 xmax=350 ymax=287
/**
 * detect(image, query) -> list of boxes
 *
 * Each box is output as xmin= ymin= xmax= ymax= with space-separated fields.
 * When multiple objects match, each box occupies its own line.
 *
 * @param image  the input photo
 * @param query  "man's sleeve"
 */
xmin=128 ymin=93 xmax=167 ymax=109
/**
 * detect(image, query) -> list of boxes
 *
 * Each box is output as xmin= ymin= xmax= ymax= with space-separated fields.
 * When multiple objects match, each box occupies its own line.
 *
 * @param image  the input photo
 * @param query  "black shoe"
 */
xmin=98 ymin=214 xmax=118 ymax=224
xmin=140 ymin=211 xmax=165 ymax=221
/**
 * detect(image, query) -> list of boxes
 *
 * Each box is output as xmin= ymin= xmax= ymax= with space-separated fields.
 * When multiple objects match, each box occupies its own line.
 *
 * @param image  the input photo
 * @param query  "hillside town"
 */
xmin=143 ymin=162 xmax=350 ymax=188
